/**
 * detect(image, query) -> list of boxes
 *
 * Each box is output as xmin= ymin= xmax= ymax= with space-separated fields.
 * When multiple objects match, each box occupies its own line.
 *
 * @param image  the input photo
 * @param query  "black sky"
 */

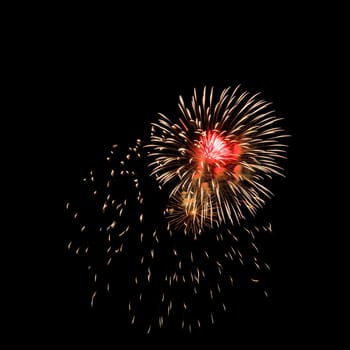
xmin=18 ymin=4 xmax=343 ymax=347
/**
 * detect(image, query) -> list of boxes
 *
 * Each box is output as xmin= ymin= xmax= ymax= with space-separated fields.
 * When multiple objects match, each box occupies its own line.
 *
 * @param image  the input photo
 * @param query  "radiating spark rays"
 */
xmin=147 ymin=86 xmax=288 ymax=234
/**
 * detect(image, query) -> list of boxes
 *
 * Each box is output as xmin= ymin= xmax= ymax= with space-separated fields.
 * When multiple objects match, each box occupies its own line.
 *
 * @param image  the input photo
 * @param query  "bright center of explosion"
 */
xmin=194 ymin=131 xmax=242 ymax=179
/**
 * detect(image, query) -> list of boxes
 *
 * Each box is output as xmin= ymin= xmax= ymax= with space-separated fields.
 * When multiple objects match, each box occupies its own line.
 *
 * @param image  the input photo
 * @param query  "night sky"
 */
xmin=20 ymin=4 xmax=342 ymax=347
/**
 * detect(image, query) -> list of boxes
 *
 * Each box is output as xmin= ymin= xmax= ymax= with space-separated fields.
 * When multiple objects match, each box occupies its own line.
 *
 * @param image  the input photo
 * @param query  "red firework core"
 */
xmin=193 ymin=131 xmax=242 ymax=180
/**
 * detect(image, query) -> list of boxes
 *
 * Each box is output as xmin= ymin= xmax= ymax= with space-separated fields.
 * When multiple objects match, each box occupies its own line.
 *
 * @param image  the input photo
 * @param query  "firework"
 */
xmin=64 ymin=84 xmax=288 ymax=334
xmin=147 ymin=85 xmax=288 ymax=233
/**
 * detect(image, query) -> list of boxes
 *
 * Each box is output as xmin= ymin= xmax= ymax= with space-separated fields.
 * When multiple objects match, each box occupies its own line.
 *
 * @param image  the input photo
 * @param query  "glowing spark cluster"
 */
xmin=64 ymin=84 xmax=288 ymax=334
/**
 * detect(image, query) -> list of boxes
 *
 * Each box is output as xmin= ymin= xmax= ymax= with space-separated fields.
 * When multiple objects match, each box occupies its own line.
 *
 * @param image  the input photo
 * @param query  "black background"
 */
xmin=14 ymin=3 xmax=344 ymax=347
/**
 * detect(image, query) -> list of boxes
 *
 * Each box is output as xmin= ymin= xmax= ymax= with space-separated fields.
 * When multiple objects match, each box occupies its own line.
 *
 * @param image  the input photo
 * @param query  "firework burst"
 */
xmin=147 ymin=85 xmax=288 ymax=234
xmin=64 ymin=84 xmax=288 ymax=334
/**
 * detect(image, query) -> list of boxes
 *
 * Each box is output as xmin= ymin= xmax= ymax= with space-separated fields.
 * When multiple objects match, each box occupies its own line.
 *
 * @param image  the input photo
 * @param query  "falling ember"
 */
xmin=65 ymin=84 xmax=289 ymax=334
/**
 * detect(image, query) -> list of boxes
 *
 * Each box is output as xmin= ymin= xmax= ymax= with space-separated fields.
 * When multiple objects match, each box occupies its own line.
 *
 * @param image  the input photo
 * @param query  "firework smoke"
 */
xmin=65 ymin=85 xmax=288 ymax=334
